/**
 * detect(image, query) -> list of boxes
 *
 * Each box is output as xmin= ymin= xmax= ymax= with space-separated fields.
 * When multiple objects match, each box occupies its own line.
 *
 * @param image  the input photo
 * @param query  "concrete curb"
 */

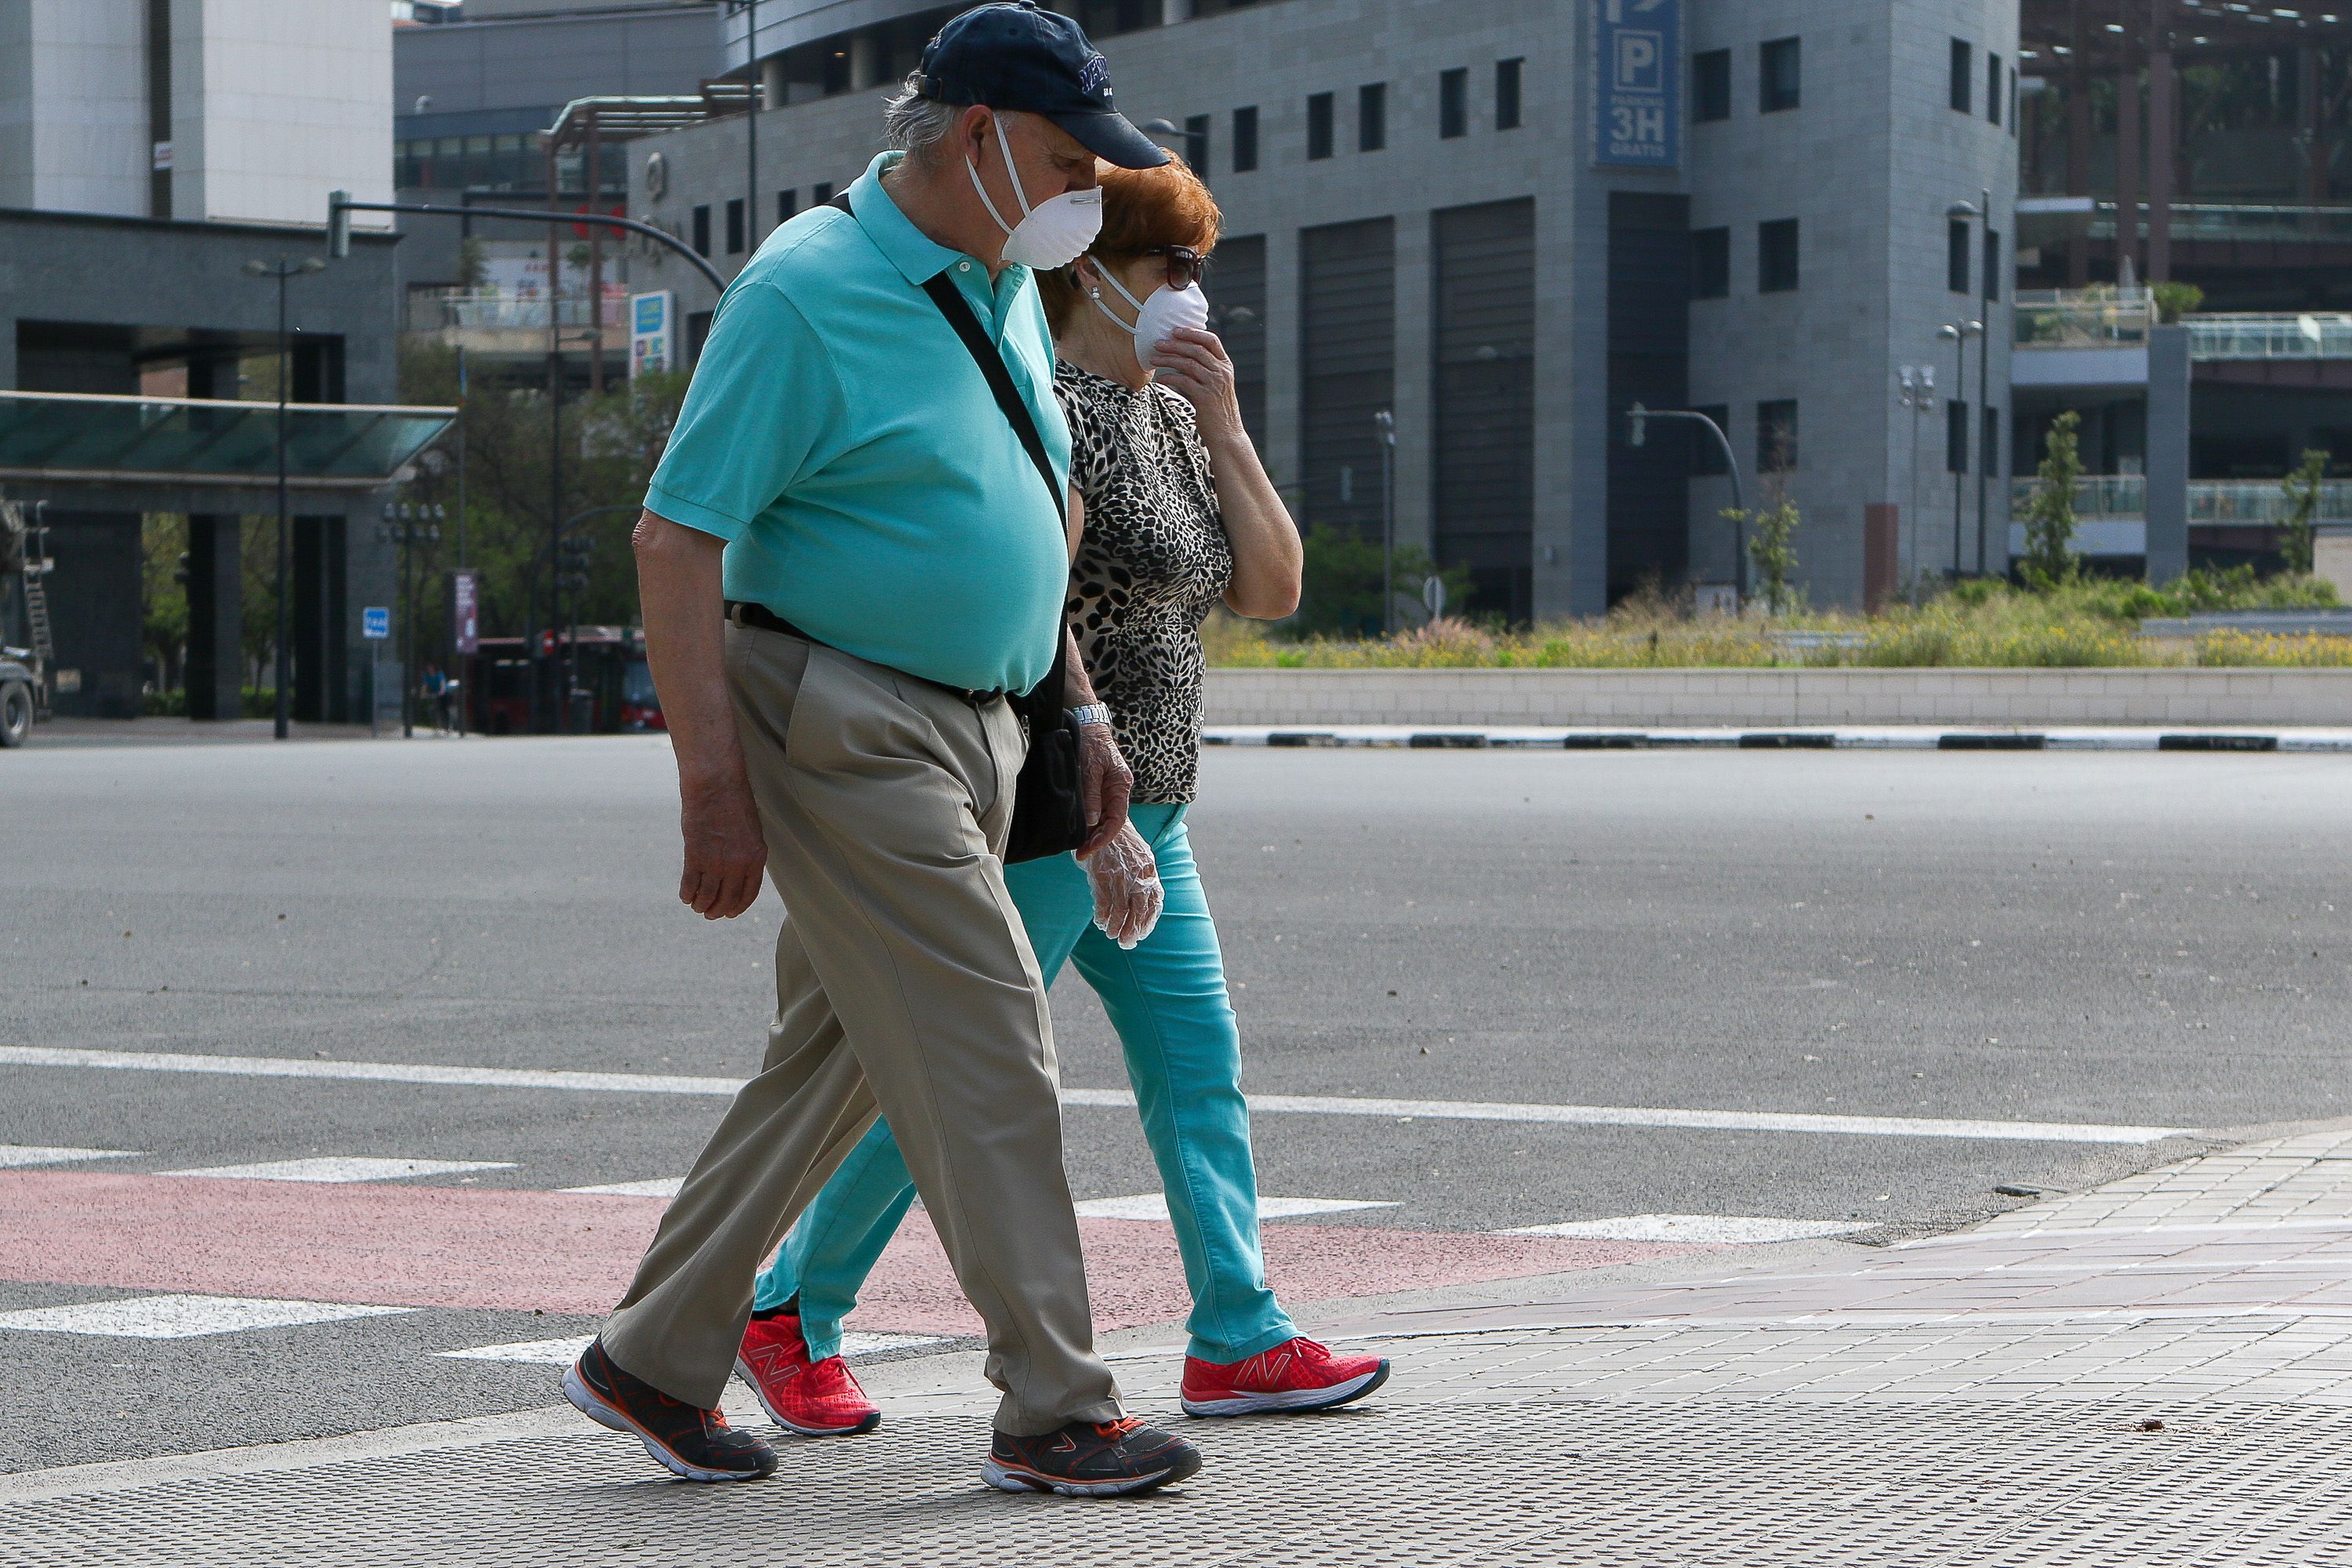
xmin=1203 ymin=724 xmax=2352 ymax=753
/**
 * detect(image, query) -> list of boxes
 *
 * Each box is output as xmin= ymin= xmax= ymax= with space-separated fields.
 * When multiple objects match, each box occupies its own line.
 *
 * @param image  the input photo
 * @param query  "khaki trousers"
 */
xmin=599 ymin=627 xmax=1123 ymax=1436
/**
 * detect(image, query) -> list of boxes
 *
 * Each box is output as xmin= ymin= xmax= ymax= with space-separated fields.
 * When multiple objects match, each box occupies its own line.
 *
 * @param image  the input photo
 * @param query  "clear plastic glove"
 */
xmin=1081 ymin=822 xmax=1163 ymax=949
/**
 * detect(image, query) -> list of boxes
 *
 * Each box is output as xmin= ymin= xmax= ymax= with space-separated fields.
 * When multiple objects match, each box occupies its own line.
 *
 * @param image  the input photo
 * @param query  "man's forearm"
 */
xmin=633 ymin=510 xmax=744 ymax=784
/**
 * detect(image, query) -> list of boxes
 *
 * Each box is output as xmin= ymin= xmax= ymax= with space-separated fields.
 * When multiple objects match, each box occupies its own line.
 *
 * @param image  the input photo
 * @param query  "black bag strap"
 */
xmin=828 ymin=190 xmax=1069 ymax=705
xmin=829 ymin=190 xmax=1065 ymax=527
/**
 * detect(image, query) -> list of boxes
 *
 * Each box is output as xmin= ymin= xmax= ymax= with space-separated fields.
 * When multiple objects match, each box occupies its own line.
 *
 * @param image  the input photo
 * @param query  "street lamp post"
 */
xmin=1142 ymin=118 xmax=1208 ymax=169
xmin=736 ymin=0 xmax=760 ymax=250
xmin=1940 ymin=319 xmax=1984 ymax=576
xmin=376 ymin=502 xmax=443 ymax=739
xmin=243 ymin=255 xmax=325 ymax=741
xmin=1628 ymin=403 xmax=1747 ymax=603
xmin=1897 ymin=365 xmax=1937 ymax=591
xmin=1374 ymin=409 xmax=1396 ymax=635
xmin=1951 ymin=193 xmax=1997 ymax=573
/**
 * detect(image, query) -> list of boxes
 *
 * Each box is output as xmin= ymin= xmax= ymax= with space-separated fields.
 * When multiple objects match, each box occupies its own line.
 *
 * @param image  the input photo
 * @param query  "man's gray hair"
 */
xmin=884 ymin=75 xmax=964 ymax=164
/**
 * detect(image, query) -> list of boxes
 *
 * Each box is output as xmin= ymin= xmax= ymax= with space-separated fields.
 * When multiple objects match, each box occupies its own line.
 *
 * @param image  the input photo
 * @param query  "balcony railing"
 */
xmin=2017 ymin=201 xmax=2352 ymax=248
xmin=2009 ymin=475 xmax=2352 ymax=526
xmin=2014 ymin=288 xmax=2150 ymax=349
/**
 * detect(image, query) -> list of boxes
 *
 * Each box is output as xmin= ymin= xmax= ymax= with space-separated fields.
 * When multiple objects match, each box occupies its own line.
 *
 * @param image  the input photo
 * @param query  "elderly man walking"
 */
xmin=564 ymin=2 xmax=1203 ymax=1498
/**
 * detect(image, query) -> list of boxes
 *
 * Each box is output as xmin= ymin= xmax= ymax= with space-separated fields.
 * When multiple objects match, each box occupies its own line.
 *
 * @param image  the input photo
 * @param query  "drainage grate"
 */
xmin=6 ymin=1399 xmax=2351 ymax=1566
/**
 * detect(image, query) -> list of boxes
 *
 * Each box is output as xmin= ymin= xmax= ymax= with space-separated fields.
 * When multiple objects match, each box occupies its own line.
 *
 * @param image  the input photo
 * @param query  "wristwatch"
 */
xmin=1071 ymin=702 xmax=1112 ymax=729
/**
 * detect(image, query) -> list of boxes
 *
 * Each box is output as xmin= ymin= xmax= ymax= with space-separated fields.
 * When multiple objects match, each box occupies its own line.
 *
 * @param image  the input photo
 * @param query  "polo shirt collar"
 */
xmin=849 ymin=151 xmax=1029 ymax=294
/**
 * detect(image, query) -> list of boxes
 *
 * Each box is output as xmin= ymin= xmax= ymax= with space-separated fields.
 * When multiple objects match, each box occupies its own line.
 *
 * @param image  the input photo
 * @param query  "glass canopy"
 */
xmin=0 ymin=390 xmax=456 ymax=489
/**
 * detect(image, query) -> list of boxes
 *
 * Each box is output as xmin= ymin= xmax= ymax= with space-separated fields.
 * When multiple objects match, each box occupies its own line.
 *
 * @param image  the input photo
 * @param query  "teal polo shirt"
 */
xmin=644 ymin=151 xmax=1071 ymax=695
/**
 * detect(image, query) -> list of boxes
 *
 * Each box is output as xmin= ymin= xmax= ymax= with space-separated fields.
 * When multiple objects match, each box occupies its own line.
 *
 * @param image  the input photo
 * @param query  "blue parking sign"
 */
xmin=1593 ymin=0 xmax=1682 ymax=169
xmin=362 ymin=606 xmax=390 ymax=640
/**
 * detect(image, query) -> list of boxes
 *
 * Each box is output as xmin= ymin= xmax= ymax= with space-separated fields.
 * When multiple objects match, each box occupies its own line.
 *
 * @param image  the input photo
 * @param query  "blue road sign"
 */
xmin=1593 ymin=0 xmax=1682 ymax=169
xmin=362 ymin=606 xmax=390 ymax=640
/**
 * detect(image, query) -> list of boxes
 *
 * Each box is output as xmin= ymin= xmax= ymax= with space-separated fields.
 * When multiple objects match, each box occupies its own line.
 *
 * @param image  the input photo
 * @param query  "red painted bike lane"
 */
xmin=0 ymin=1171 xmax=1704 ymax=1338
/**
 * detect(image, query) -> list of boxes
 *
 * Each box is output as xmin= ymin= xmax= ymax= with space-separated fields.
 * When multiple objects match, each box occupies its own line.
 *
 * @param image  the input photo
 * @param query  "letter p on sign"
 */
xmin=1615 ymin=31 xmax=1663 ymax=92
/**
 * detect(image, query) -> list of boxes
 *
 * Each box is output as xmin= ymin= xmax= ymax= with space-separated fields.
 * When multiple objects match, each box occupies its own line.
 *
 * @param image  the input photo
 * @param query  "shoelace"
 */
xmin=1093 ymin=1416 xmax=1146 ymax=1442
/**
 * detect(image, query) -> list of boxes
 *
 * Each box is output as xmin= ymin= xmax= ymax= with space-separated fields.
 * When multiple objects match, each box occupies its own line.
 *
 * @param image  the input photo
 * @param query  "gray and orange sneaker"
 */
xmin=1179 ymin=1337 xmax=1390 ymax=1417
xmin=563 ymin=1338 xmax=779 ymax=1482
xmin=981 ymin=1416 xmax=1202 ymax=1497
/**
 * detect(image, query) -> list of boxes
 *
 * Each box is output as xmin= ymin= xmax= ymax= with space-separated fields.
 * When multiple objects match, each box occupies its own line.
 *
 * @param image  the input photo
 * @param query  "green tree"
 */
xmin=2151 ymin=281 xmax=2205 ymax=323
xmin=1294 ymin=524 xmax=1472 ymax=637
xmin=2021 ymin=409 xmax=2085 ymax=591
xmin=2280 ymin=447 xmax=2331 ymax=577
xmin=140 ymin=513 xmax=189 ymax=693
xmin=1725 ymin=497 xmax=1799 ymax=615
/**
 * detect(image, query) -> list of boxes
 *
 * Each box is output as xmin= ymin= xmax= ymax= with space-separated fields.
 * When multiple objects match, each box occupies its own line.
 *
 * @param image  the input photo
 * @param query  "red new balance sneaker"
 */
xmin=1179 ymin=1337 xmax=1390 ymax=1417
xmin=735 ymin=1312 xmax=882 ymax=1437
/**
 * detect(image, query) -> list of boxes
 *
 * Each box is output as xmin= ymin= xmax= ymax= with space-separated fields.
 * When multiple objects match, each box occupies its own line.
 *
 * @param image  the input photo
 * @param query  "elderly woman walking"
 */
xmin=733 ymin=151 xmax=1392 ymax=1436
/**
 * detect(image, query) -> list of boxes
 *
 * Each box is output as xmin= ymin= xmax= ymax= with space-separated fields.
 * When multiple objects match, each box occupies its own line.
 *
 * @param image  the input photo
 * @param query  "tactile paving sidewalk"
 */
xmin=10 ymin=1130 xmax=2352 ymax=1566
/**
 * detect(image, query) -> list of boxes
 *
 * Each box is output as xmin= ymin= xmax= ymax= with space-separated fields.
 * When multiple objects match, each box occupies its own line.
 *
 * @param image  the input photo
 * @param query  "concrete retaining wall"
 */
xmin=1203 ymin=668 xmax=2352 ymax=728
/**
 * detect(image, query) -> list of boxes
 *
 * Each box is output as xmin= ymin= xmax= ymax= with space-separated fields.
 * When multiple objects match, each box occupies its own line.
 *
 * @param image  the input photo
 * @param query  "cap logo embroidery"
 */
xmin=1080 ymin=53 xmax=1110 ymax=95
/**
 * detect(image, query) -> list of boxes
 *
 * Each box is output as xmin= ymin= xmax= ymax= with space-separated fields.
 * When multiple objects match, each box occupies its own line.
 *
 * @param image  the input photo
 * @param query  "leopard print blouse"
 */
xmin=1055 ymin=361 xmax=1234 ymax=804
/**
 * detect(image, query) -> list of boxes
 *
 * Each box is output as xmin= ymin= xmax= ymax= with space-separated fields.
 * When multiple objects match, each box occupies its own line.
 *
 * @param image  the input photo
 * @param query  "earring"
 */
xmin=1088 ymin=287 xmax=1102 ymax=299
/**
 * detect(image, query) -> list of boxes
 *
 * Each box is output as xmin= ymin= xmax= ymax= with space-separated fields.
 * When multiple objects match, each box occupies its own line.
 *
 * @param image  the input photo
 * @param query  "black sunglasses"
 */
xmin=1141 ymin=245 xmax=1207 ymax=292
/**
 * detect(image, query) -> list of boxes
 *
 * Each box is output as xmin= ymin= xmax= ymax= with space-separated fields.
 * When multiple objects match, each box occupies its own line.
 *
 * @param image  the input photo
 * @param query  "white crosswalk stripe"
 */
xmin=158 ymin=1157 xmax=516 ymax=1184
xmin=0 ymin=1144 xmax=139 ymax=1168
xmin=1498 ymin=1214 xmax=1870 ymax=1245
xmin=0 ymin=1046 xmax=2191 ymax=1145
xmin=0 ymin=1294 xmax=412 ymax=1339
xmin=559 ymin=1176 xmax=684 ymax=1198
xmin=437 ymin=1330 xmax=944 ymax=1365
xmin=1076 ymin=1193 xmax=1398 ymax=1222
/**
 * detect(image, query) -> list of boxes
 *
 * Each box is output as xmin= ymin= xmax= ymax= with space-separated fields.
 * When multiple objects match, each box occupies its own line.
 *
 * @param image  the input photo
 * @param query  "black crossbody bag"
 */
xmin=826 ymin=191 xmax=1088 ymax=863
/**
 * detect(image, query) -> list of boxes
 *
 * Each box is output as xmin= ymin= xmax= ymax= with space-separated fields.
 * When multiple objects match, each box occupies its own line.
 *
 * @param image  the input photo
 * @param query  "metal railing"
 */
xmin=2009 ymin=475 xmax=2352 ymax=526
xmin=405 ymin=289 xmax=629 ymax=333
xmin=2014 ymin=288 xmax=2151 ymax=349
xmin=2184 ymin=313 xmax=2352 ymax=362
xmin=2019 ymin=201 xmax=2352 ymax=246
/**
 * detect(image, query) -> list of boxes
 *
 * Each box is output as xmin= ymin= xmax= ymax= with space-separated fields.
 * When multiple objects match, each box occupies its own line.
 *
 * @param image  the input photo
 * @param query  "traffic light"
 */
xmin=328 ymin=191 xmax=351 ymax=259
xmin=557 ymin=534 xmax=593 ymax=595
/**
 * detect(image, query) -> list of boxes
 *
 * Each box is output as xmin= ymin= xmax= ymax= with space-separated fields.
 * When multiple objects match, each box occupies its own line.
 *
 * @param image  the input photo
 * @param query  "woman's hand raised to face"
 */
xmin=1148 ymin=327 xmax=1244 ymax=441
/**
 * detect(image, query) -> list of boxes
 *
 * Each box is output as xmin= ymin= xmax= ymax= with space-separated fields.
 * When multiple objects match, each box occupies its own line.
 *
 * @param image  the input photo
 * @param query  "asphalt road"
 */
xmin=5 ymin=735 xmax=2348 ymax=1469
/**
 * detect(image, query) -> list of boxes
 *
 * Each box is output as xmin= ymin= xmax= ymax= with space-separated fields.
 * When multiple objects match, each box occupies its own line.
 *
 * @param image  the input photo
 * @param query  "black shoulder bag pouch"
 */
xmin=831 ymin=196 xmax=1090 ymax=862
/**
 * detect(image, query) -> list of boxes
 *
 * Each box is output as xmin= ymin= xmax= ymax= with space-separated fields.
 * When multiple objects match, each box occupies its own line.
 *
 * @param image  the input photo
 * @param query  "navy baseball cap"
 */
xmin=913 ymin=2 xmax=1170 ymax=170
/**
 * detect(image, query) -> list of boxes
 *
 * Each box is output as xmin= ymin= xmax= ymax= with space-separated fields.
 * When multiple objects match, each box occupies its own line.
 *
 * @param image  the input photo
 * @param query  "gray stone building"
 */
xmin=621 ymin=0 xmax=2022 ymax=619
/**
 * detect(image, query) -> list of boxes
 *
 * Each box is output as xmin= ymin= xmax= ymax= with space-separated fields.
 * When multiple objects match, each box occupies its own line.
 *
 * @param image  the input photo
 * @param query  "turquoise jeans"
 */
xmin=751 ymin=803 xmax=1299 ymax=1367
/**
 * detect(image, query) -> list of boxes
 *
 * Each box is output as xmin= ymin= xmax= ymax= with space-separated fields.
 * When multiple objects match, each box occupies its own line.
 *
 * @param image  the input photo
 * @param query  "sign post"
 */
xmin=1593 ymin=0 xmax=1682 ymax=171
xmin=450 ymin=569 xmax=479 ymax=735
xmin=362 ymin=605 xmax=390 ymax=738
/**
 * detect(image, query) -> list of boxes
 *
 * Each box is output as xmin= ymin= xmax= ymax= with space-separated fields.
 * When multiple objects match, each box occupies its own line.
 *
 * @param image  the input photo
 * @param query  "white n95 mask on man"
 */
xmin=1092 ymin=268 xmax=1211 ymax=371
xmin=967 ymin=115 xmax=1102 ymax=270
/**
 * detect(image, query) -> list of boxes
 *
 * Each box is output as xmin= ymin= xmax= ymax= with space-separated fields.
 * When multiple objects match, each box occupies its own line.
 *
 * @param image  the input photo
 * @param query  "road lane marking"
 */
xmin=0 ymin=1145 xmax=139 ymax=1168
xmin=436 ymin=1330 xmax=944 ymax=1366
xmin=158 ymin=1157 xmax=517 ymax=1184
xmin=561 ymin=1177 xmax=685 ymax=1199
xmin=0 ymin=1294 xmax=412 ymax=1339
xmin=1498 ymin=1214 xmax=1871 ymax=1245
xmin=0 ymin=1045 xmax=2193 ymax=1145
xmin=1076 ymin=1193 xmax=1398 ymax=1221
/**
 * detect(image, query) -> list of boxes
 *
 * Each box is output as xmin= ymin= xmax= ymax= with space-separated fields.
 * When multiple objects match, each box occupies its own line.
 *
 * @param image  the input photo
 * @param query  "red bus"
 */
xmin=465 ymin=627 xmax=663 ymax=735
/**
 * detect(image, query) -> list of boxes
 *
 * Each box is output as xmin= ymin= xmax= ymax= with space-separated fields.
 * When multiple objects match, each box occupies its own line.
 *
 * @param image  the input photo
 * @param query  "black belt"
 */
xmin=725 ymin=601 xmax=1008 ymax=702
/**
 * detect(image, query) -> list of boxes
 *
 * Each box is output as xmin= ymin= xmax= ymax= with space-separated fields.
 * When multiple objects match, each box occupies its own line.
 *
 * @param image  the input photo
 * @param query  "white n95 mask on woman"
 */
xmin=967 ymin=115 xmax=1102 ymax=270
xmin=1092 ymin=268 xmax=1211 ymax=371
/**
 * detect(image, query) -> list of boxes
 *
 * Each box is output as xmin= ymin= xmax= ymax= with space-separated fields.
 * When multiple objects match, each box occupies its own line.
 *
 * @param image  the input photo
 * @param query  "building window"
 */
xmin=812 ymin=180 xmax=834 ymax=206
xmin=1496 ymin=57 xmax=1523 ymax=129
xmin=1947 ymin=397 xmax=1970 ymax=473
xmin=1983 ymin=227 xmax=2001 ymax=302
xmin=691 ymin=203 xmax=711 ymax=257
xmin=1948 ymin=219 xmax=1972 ymax=293
xmin=1692 ymin=48 xmax=1732 ymax=122
xmin=1306 ymin=91 xmax=1334 ymax=160
xmin=725 ymin=198 xmax=746 ymax=255
xmin=1758 ymin=400 xmax=1798 ymax=473
xmin=1987 ymin=53 xmax=2003 ymax=125
xmin=1950 ymin=39 xmax=1973 ymax=113
xmin=1233 ymin=105 xmax=1259 ymax=172
xmin=1185 ymin=113 xmax=1211 ymax=175
xmin=1758 ymin=218 xmax=1799 ymax=292
xmin=1690 ymin=405 xmax=1730 ymax=476
xmin=1359 ymin=83 xmax=1386 ymax=152
xmin=1439 ymin=67 xmax=1468 ymax=138
xmin=1760 ymin=38 xmax=1800 ymax=113
xmin=1690 ymin=227 xmax=1730 ymax=299
xmin=2010 ymin=67 xmax=2020 ymax=136
xmin=1983 ymin=404 xmax=2002 ymax=481
xmin=778 ymin=187 xmax=798 ymax=225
